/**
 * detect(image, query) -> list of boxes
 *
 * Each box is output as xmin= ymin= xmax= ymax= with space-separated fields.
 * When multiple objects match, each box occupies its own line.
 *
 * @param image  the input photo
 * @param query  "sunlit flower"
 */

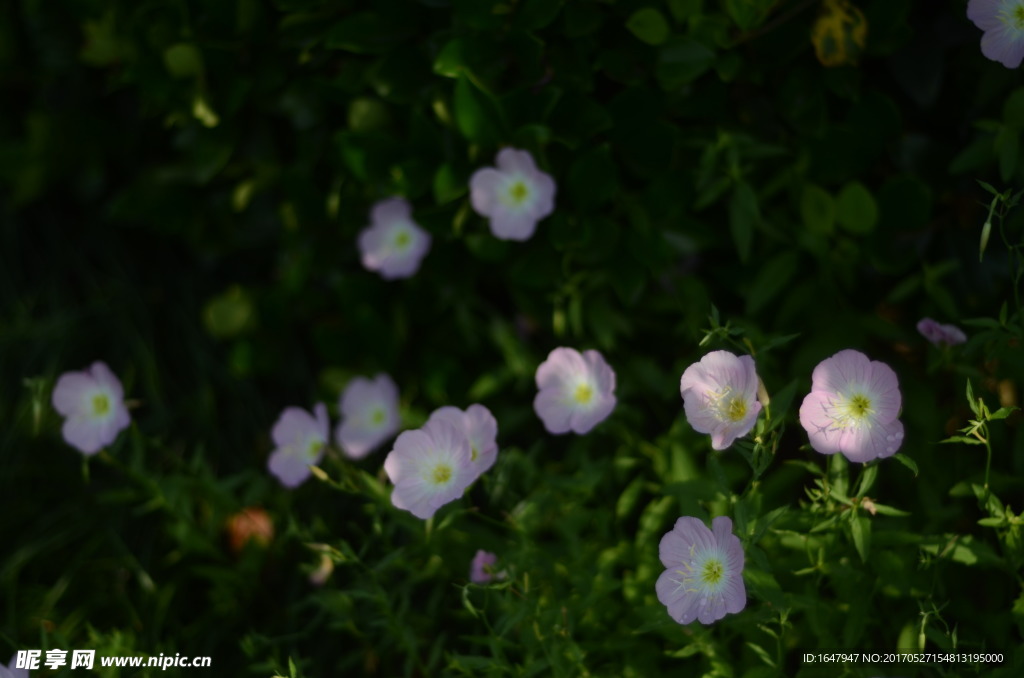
xmin=917 ymin=317 xmax=967 ymax=347
xmin=533 ymin=347 xmax=616 ymax=435
xmin=799 ymin=349 xmax=904 ymax=463
xmin=383 ymin=419 xmax=474 ymax=520
xmin=267 ymin=403 xmax=329 ymax=488
xmin=358 ymin=197 xmax=431 ymax=279
xmin=51 ymin=361 xmax=131 ymax=455
xmin=967 ymin=0 xmax=1024 ymax=68
xmin=656 ymin=516 xmax=746 ymax=625
xmin=680 ymin=351 xmax=762 ymax=450
xmin=469 ymin=147 xmax=556 ymax=241
xmin=470 ymin=549 xmax=501 ymax=584
xmin=426 ymin=404 xmax=498 ymax=480
xmin=336 ymin=373 xmax=400 ymax=459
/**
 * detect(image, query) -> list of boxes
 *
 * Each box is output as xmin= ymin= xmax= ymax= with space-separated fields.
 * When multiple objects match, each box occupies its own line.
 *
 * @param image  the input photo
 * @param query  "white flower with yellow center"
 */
xmin=358 ymin=197 xmax=431 ymax=279
xmin=680 ymin=351 xmax=763 ymax=450
xmin=267 ymin=403 xmax=329 ymax=489
xmin=51 ymin=361 xmax=131 ymax=455
xmin=336 ymin=373 xmax=401 ymax=459
xmin=383 ymin=419 xmax=475 ymax=520
xmin=799 ymin=349 xmax=904 ymax=463
xmin=968 ymin=0 xmax=1024 ymax=68
xmin=469 ymin=147 xmax=556 ymax=241
xmin=533 ymin=347 xmax=617 ymax=435
xmin=426 ymin=404 xmax=498 ymax=481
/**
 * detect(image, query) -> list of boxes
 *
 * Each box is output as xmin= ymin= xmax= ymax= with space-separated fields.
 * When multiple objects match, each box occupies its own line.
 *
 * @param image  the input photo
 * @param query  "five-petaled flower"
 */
xmin=967 ymin=0 xmax=1024 ymax=68
xmin=267 ymin=403 xmax=329 ymax=488
xmin=470 ymin=549 xmax=501 ymax=584
xmin=799 ymin=349 xmax=904 ymax=463
xmin=656 ymin=516 xmax=746 ymax=625
xmin=469 ymin=147 xmax=556 ymax=241
xmin=336 ymin=373 xmax=401 ymax=459
xmin=383 ymin=419 xmax=475 ymax=520
xmin=917 ymin=317 xmax=967 ymax=347
xmin=533 ymin=347 xmax=617 ymax=435
xmin=426 ymin=404 xmax=499 ymax=481
xmin=51 ymin=361 xmax=131 ymax=455
xmin=680 ymin=351 xmax=763 ymax=450
xmin=358 ymin=197 xmax=431 ymax=279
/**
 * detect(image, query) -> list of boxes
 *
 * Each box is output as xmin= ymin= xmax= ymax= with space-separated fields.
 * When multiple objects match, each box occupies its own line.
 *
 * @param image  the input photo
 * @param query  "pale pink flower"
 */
xmin=267 ymin=403 xmax=329 ymax=488
xmin=799 ymin=349 xmax=905 ymax=463
xmin=533 ymin=347 xmax=616 ymax=435
xmin=383 ymin=419 xmax=475 ymax=520
xmin=470 ymin=550 xmax=500 ymax=584
xmin=917 ymin=317 xmax=967 ymax=347
xmin=51 ymin=361 xmax=131 ymax=454
xmin=469 ymin=148 xmax=556 ymax=241
xmin=967 ymin=0 xmax=1024 ymax=68
xmin=426 ymin=404 xmax=498 ymax=481
xmin=680 ymin=351 xmax=762 ymax=450
xmin=358 ymin=197 xmax=431 ymax=279
xmin=336 ymin=374 xmax=400 ymax=459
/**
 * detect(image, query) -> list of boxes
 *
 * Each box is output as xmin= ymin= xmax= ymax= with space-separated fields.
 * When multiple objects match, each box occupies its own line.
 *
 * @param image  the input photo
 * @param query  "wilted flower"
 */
xmin=225 ymin=507 xmax=274 ymax=554
xmin=426 ymin=404 xmax=498 ymax=480
xmin=383 ymin=419 xmax=475 ymax=520
xmin=469 ymin=147 xmax=556 ymax=241
xmin=470 ymin=549 xmax=501 ymax=584
xmin=917 ymin=318 xmax=967 ymax=347
xmin=336 ymin=373 xmax=400 ymax=459
xmin=51 ymin=361 xmax=131 ymax=455
xmin=656 ymin=516 xmax=746 ymax=625
xmin=358 ymin=197 xmax=431 ymax=279
xmin=967 ymin=0 xmax=1024 ymax=68
xmin=533 ymin=347 xmax=616 ymax=435
xmin=799 ymin=349 xmax=904 ymax=463
xmin=267 ymin=403 xmax=329 ymax=488
xmin=680 ymin=351 xmax=763 ymax=450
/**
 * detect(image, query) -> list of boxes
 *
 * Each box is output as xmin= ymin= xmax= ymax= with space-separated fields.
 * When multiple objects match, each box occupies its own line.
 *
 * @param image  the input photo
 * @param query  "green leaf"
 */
xmin=746 ymin=251 xmax=799 ymax=314
xmin=989 ymin=406 xmax=1019 ymax=420
xmin=1003 ymin=87 xmax=1024 ymax=128
xmin=656 ymin=37 xmax=716 ymax=90
xmin=800 ymin=183 xmax=835 ymax=234
xmin=626 ymin=8 xmax=670 ymax=46
xmin=324 ymin=12 xmax=413 ymax=54
xmin=433 ymin=163 xmax=467 ymax=204
xmin=978 ymin=517 xmax=1008 ymax=527
xmin=729 ymin=181 xmax=759 ymax=262
xmin=454 ymin=75 xmax=501 ymax=145
xmin=724 ymin=0 xmax=773 ymax=30
xmin=939 ymin=435 xmax=985 ymax=446
xmin=855 ymin=464 xmax=878 ymax=497
xmin=836 ymin=181 xmax=878 ymax=234
xmin=849 ymin=513 xmax=871 ymax=562
xmin=871 ymin=503 xmax=911 ymax=517
xmin=163 ymin=43 xmax=204 ymax=78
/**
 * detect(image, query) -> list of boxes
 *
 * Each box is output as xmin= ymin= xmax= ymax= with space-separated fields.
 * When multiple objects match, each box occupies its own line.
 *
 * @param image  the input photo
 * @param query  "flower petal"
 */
xmin=489 ymin=209 xmax=538 ymax=241
xmin=268 ymin=448 xmax=311 ymax=488
xmin=799 ymin=390 xmax=844 ymax=455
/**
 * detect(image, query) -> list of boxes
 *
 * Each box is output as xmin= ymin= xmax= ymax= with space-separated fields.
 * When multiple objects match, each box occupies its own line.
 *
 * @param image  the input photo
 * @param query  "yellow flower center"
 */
xmin=508 ymin=181 xmax=529 ymax=204
xmin=700 ymin=558 xmax=724 ymax=586
xmin=726 ymin=398 xmax=747 ymax=422
xmin=847 ymin=393 xmax=872 ymax=419
xmin=92 ymin=394 xmax=110 ymax=416
xmin=394 ymin=230 xmax=411 ymax=249
xmin=470 ymin=446 xmax=478 ymax=462
xmin=574 ymin=383 xmax=594 ymax=404
xmin=431 ymin=464 xmax=452 ymax=485
xmin=1004 ymin=5 xmax=1024 ymax=29
xmin=306 ymin=439 xmax=324 ymax=460
xmin=371 ymin=408 xmax=386 ymax=425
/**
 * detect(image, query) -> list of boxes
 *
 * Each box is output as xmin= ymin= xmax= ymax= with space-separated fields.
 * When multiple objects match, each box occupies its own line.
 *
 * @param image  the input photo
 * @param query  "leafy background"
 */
xmin=2 ymin=0 xmax=1023 ymax=676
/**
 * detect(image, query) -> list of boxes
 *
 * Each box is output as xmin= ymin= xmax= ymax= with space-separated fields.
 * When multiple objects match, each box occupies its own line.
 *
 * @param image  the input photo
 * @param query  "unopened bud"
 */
xmin=979 ymin=221 xmax=992 ymax=262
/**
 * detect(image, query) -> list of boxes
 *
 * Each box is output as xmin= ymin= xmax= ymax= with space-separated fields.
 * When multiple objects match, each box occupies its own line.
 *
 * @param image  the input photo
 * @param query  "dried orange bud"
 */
xmin=226 ymin=506 xmax=274 ymax=554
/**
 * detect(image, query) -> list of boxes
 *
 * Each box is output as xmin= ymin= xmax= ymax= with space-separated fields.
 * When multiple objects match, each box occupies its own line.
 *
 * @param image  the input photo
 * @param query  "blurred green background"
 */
xmin=2 ymin=0 xmax=1023 ymax=676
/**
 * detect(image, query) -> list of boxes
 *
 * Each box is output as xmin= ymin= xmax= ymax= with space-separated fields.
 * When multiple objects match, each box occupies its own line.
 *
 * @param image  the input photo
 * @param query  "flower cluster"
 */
xmin=384 ymin=403 xmax=499 ymax=519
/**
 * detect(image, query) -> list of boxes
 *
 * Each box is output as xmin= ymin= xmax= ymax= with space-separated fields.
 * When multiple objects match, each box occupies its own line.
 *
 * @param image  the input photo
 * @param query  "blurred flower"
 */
xmin=51 ymin=361 xmax=131 ymax=455
xmin=811 ymin=0 xmax=867 ymax=67
xmin=656 ymin=516 xmax=746 ymax=625
xmin=533 ymin=347 xmax=617 ymax=435
xmin=2 ymin=655 xmax=28 ymax=678
xmin=470 ymin=549 xmax=502 ymax=584
xmin=268 ymin=403 xmax=329 ymax=488
xmin=383 ymin=419 xmax=474 ymax=519
xmin=358 ymin=197 xmax=431 ymax=279
xmin=967 ymin=0 xmax=1024 ymax=68
xmin=680 ymin=351 xmax=763 ymax=450
xmin=225 ymin=506 xmax=274 ymax=554
xmin=336 ymin=374 xmax=400 ymax=459
xmin=917 ymin=317 xmax=967 ymax=347
xmin=799 ymin=349 xmax=904 ymax=463
xmin=426 ymin=404 xmax=498 ymax=481
xmin=469 ymin=147 xmax=556 ymax=241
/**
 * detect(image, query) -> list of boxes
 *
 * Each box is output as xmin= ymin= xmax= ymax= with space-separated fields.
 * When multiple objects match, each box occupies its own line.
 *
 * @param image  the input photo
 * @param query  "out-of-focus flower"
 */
xmin=51 ymin=361 xmax=131 ymax=455
xmin=383 ymin=419 xmax=475 ymax=520
xmin=469 ymin=147 xmax=556 ymax=241
xmin=426 ymin=405 xmax=498 ymax=480
xmin=656 ymin=516 xmax=746 ymax=625
xmin=811 ymin=0 xmax=868 ymax=67
xmin=967 ymin=0 xmax=1024 ymax=68
xmin=917 ymin=318 xmax=967 ymax=347
xmin=533 ymin=347 xmax=616 ymax=435
xmin=680 ymin=351 xmax=763 ymax=450
xmin=336 ymin=374 xmax=400 ymax=459
xmin=1 ymin=655 xmax=29 ymax=678
xmin=225 ymin=507 xmax=274 ymax=554
xmin=799 ymin=349 xmax=904 ymax=463
xmin=358 ymin=197 xmax=431 ymax=279
xmin=268 ymin=403 xmax=329 ymax=488
xmin=470 ymin=549 xmax=502 ymax=584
